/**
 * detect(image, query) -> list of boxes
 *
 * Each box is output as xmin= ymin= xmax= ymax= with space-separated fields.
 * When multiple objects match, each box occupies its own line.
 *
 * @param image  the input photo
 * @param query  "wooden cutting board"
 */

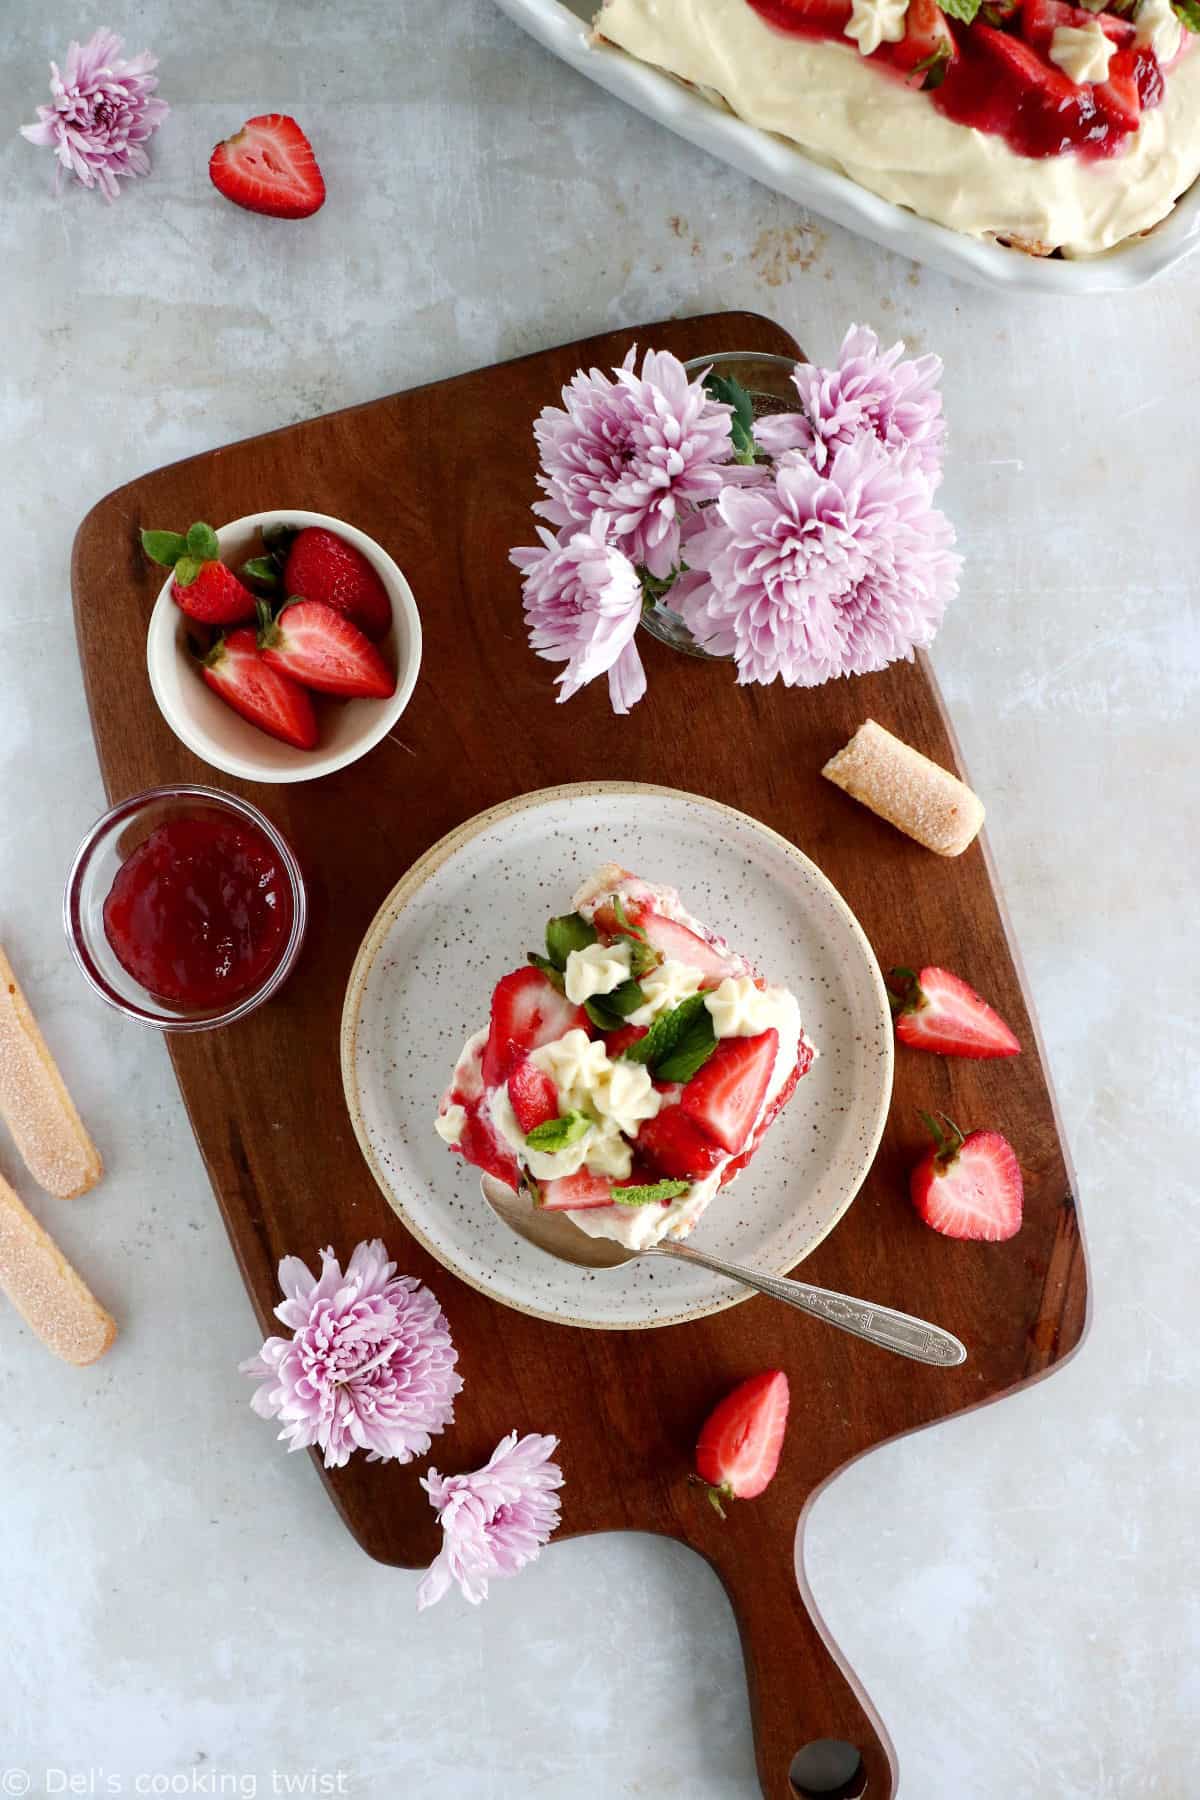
xmin=71 ymin=312 xmax=1086 ymax=1800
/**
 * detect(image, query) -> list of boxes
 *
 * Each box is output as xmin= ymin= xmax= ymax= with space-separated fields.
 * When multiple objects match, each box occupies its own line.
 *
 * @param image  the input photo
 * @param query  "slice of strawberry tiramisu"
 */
xmin=435 ymin=864 xmax=816 ymax=1250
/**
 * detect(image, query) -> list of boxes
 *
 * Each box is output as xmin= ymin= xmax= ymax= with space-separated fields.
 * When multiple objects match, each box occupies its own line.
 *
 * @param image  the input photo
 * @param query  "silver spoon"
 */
xmin=480 ymin=1175 xmax=966 ymax=1367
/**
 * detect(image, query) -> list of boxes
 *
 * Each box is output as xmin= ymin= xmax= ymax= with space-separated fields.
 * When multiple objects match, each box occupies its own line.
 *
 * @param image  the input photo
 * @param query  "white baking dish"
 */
xmin=494 ymin=0 xmax=1200 ymax=293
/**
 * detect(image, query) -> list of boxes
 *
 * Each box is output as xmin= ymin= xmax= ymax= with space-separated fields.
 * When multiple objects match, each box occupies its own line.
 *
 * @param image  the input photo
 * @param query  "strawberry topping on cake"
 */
xmin=435 ymin=863 xmax=817 ymax=1249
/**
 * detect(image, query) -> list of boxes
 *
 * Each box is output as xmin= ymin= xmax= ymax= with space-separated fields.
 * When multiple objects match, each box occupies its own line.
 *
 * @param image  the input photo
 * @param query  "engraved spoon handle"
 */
xmin=651 ymin=1242 xmax=967 ymax=1366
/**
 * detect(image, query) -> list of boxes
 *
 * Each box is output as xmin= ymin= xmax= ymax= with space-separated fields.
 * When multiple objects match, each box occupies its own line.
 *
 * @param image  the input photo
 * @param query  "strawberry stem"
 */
xmin=688 ymin=1474 xmax=731 ymax=1520
xmin=886 ymin=966 xmax=924 ymax=1016
xmin=918 ymin=1109 xmax=965 ymax=1166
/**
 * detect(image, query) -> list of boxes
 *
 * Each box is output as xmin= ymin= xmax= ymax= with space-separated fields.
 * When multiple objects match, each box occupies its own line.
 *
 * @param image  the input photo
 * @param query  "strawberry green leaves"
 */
xmin=141 ymin=521 xmax=220 ymax=589
xmin=140 ymin=529 xmax=189 ymax=567
xmin=622 ymin=991 xmax=717 ymax=1083
xmin=940 ymin=0 xmax=981 ymax=20
xmin=525 ymin=1111 xmax=592 ymax=1153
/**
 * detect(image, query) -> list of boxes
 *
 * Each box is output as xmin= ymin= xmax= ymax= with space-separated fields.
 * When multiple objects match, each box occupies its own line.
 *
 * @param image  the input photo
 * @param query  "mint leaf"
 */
xmin=613 ymin=1178 xmax=691 ymax=1206
xmin=654 ymin=1004 xmax=718 ymax=1084
xmin=525 ymin=1111 xmax=592 ymax=1153
xmin=940 ymin=0 xmax=980 ymax=18
xmin=584 ymin=980 xmax=647 ymax=1032
xmin=610 ymin=895 xmax=647 ymax=942
xmin=606 ymin=896 xmax=659 ymax=978
xmin=623 ymin=992 xmax=716 ymax=1083
xmin=705 ymin=372 xmax=757 ymax=466
xmin=186 ymin=521 xmax=220 ymax=564
xmin=912 ymin=44 xmax=953 ymax=88
xmin=1174 ymin=0 xmax=1200 ymax=28
xmin=140 ymin=529 xmax=188 ymax=568
xmin=545 ymin=912 xmax=597 ymax=971
xmin=526 ymin=952 xmax=566 ymax=992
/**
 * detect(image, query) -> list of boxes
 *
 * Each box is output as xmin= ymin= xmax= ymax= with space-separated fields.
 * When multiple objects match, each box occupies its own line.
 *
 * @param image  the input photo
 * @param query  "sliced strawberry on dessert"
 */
xmin=694 ymin=1369 xmax=791 ymax=1518
xmin=887 ymin=0 xmax=957 ymax=87
xmin=458 ymin=1099 xmax=520 ymax=1190
xmin=634 ymin=913 xmax=743 ymax=984
xmin=538 ymin=1169 xmax=616 ymax=1210
xmin=636 ymin=1107 xmax=725 ymax=1180
xmin=888 ymin=966 xmax=1020 ymax=1059
xmin=1094 ymin=46 xmax=1142 ymax=132
xmin=209 ymin=114 xmax=325 ymax=219
xmin=507 ymin=1054 xmax=560 ymax=1134
xmin=679 ymin=1029 xmax=778 ymax=1156
xmin=257 ymin=599 xmax=395 ymax=699
xmin=283 ymin=526 xmax=392 ymax=641
xmin=481 ymin=969 xmax=591 ymax=1087
xmin=1021 ymin=0 xmax=1131 ymax=47
xmin=970 ymin=24 xmax=1082 ymax=110
xmin=201 ymin=628 xmax=318 ymax=749
xmin=910 ymin=1113 xmax=1023 ymax=1242
xmin=141 ymin=523 xmax=257 ymax=625
xmin=718 ymin=1039 xmax=814 ymax=1186
xmin=744 ymin=0 xmax=854 ymax=37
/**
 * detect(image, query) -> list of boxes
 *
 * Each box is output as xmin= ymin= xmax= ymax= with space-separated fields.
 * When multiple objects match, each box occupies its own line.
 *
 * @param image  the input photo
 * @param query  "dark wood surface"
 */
xmin=71 ymin=312 xmax=1087 ymax=1800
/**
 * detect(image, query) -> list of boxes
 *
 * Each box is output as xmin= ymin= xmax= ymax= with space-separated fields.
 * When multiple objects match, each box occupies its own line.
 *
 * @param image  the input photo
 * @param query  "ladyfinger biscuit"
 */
xmin=822 ymin=719 xmax=985 ymax=858
xmin=0 ymin=1169 xmax=116 ymax=1364
xmin=0 ymin=945 xmax=103 ymax=1198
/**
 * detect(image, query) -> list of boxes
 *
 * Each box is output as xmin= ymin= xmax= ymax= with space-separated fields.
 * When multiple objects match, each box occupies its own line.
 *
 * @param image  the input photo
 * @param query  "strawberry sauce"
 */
xmin=744 ymin=0 xmax=1166 ymax=162
xmin=103 ymin=816 xmax=293 ymax=1008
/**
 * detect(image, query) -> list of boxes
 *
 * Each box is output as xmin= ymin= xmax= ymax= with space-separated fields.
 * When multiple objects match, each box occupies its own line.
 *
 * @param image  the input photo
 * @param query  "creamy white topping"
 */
xmin=564 ymin=938 xmax=632 ymax=1003
xmin=435 ymin=1103 xmax=467 ymax=1148
xmin=491 ymin=1085 xmax=594 ymax=1179
xmin=626 ymin=957 xmax=705 ymax=1026
xmin=532 ymin=1028 xmax=662 ymax=1138
xmin=705 ymin=976 xmax=794 ymax=1040
xmin=1136 ymin=0 xmax=1183 ymax=64
xmin=595 ymin=0 xmax=1200 ymax=257
xmin=845 ymin=0 xmax=908 ymax=58
xmin=1049 ymin=20 xmax=1116 ymax=84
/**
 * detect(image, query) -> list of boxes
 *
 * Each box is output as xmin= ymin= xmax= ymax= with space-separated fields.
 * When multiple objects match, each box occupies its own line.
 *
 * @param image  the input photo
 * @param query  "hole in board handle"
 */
xmin=789 ymin=1739 xmax=867 ymax=1799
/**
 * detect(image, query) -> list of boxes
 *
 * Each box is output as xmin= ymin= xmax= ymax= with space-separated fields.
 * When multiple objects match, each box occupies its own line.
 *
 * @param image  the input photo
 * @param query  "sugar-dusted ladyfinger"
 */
xmin=822 ymin=719 xmax=985 ymax=858
xmin=0 ymin=945 xmax=103 ymax=1198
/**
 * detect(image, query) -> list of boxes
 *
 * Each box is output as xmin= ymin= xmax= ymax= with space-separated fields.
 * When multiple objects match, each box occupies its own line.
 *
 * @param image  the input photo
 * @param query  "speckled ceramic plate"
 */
xmin=341 ymin=783 xmax=893 ymax=1330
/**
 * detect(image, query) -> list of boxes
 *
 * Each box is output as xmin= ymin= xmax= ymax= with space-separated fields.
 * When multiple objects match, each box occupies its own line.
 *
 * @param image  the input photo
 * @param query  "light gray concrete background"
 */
xmin=2 ymin=4 xmax=1197 ymax=1796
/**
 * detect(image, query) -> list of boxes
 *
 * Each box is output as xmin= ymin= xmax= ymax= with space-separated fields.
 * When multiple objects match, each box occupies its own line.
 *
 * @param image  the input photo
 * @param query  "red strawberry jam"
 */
xmin=103 ymin=816 xmax=293 ymax=1008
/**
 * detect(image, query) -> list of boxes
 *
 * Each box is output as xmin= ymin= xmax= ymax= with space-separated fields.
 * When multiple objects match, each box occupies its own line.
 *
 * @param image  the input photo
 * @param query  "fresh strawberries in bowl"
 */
xmin=145 ymin=509 xmax=422 ymax=784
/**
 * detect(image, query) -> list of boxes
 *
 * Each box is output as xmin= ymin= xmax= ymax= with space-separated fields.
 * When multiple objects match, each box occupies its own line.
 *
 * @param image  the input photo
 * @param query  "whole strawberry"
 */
xmin=142 ymin=523 xmax=257 ymax=626
xmin=910 ymin=1112 xmax=1023 ymax=1242
xmin=283 ymin=527 xmax=392 ymax=640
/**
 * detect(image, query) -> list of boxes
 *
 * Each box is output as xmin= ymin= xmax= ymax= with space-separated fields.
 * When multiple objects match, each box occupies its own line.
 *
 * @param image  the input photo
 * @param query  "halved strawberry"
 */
xmin=636 ymin=913 xmax=743 ymax=984
xmin=910 ymin=1113 xmax=1023 ymax=1242
xmin=209 ymin=115 xmax=325 ymax=219
xmin=538 ymin=1169 xmax=615 ymax=1211
xmin=636 ymin=1107 xmax=724 ymax=1180
xmin=718 ymin=1039 xmax=814 ymax=1186
xmin=887 ymin=0 xmax=956 ymax=86
xmin=481 ymin=969 xmax=591 ymax=1088
xmin=142 ymin=523 xmax=257 ymax=625
xmin=889 ymin=966 xmax=1020 ymax=1060
xmin=694 ymin=1370 xmax=790 ymax=1517
xmin=258 ymin=599 xmax=395 ymax=699
xmin=744 ymin=0 xmax=854 ymax=36
xmin=970 ymin=24 xmax=1081 ymax=106
xmin=680 ymin=1030 xmax=778 ymax=1155
xmin=507 ymin=1054 xmax=559 ymax=1134
xmin=201 ymin=628 xmax=318 ymax=749
xmin=457 ymin=1097 xmax=519 ymax=1189
xmin=284 ymin=527 xmax=392 ymax=641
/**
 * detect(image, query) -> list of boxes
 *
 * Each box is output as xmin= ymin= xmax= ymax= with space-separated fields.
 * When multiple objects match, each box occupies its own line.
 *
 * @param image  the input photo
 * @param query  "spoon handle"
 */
xmin=654 ymin=1243 xmax=966 ymax=1367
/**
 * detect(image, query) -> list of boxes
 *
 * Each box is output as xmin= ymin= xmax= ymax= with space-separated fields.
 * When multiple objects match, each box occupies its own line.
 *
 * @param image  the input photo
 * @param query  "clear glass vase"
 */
xmin=639 ymin=349 xmax=804 ymax=659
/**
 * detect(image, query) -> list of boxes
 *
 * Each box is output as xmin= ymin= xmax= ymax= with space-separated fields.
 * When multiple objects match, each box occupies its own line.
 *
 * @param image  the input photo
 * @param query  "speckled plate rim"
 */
xmin=340 ymin=781 xmax=894 ymax=1330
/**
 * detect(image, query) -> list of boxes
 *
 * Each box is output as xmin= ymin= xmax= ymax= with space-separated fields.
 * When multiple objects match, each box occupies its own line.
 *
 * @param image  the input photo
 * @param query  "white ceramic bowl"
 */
xmin=146 ymin=509 xmax=422 ymax=784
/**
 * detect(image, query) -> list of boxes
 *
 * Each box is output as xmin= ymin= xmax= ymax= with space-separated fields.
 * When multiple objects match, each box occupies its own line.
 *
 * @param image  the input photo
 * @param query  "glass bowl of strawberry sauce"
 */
xmin=64 ymin=785 xmax=306 ymax=1030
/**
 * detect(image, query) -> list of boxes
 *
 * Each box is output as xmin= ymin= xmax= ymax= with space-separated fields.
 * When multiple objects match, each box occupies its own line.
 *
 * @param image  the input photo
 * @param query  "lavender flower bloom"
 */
xmin=756 ymin=326 xmax=947 ymax=485
xmin=21 ymin=29 xmax=168 ymax=199
xmin=676 ymin=435 xmax=961 ymax=689
xmin=510 ymin=513 xmax=647 ymax=715
xmin=417 ymin=1432 xmax=564 ymax=1609
xmin=533 ymin=347 xmax=739 ymax=578
xmin=241 ymin=1241 xmax=462 ymax=1471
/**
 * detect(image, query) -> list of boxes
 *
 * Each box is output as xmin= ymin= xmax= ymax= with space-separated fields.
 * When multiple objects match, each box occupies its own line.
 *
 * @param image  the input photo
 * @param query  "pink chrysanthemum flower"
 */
xmin=20 ymin=29 xmax=168 ymax=200
xmin=417 ymin=1432 xmax=564 ymax=1610
xmin=675 ymin=435 xmax=961 ymax=688
xmin=510 ymin=513 xmax=647 ymax=714
xmin=533 ymin=347 xmax=739 ymax=578
xmin=755 ymin=326 xmax=947 ymax=485
xmin=240 ymin=1241 xmax=462 ymax=1471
